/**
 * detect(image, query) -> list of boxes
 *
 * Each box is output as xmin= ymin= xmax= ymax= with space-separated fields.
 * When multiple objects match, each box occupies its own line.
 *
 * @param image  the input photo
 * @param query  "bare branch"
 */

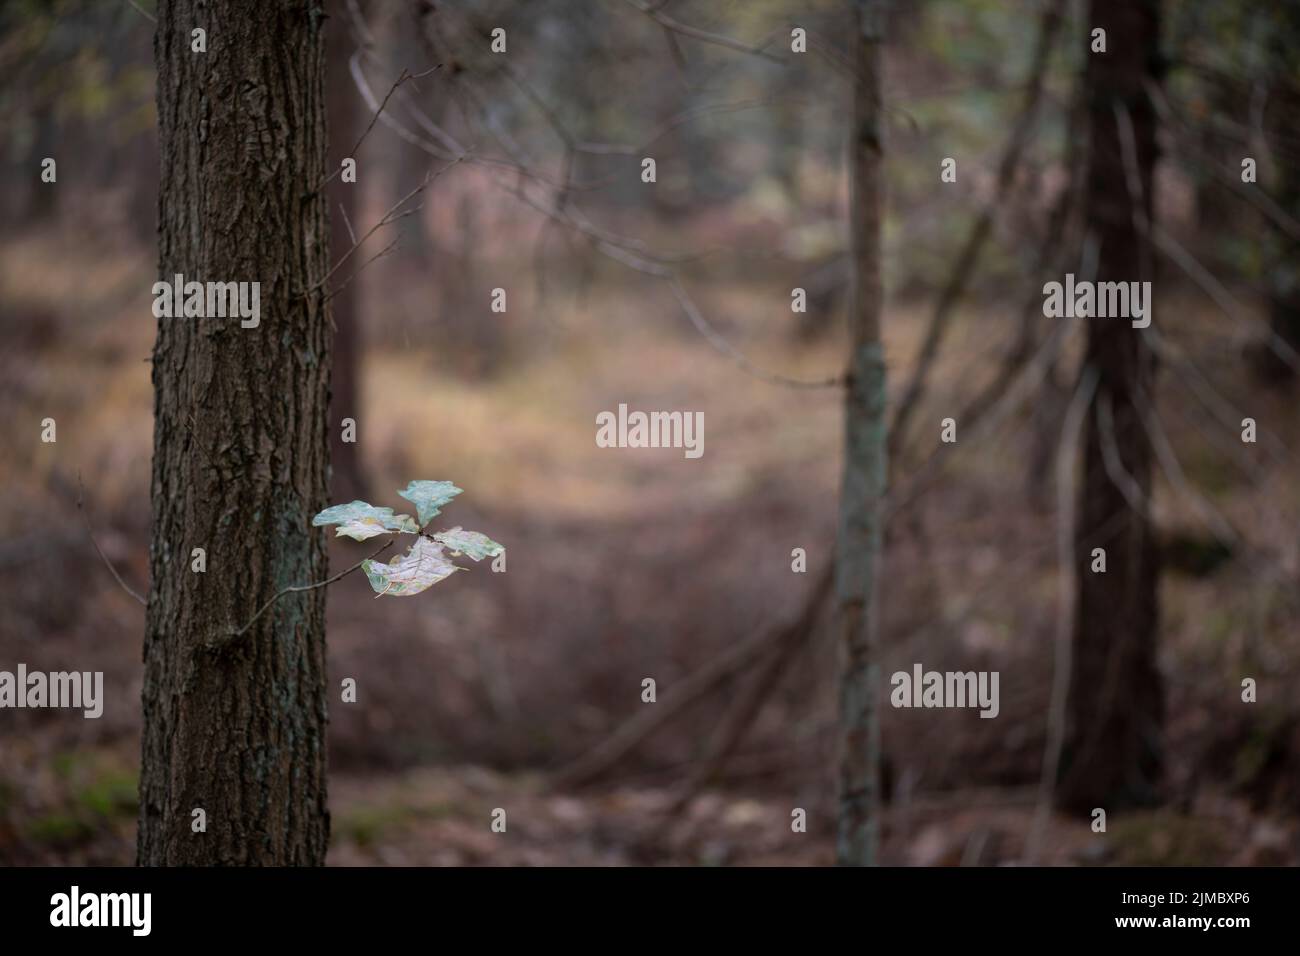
xmin=308 ymin=157 xmax=463 ymax=298
xmin=885 ymin=321 xmax=1072 ymax=520
xmin=76 ymin=473 xmax=146 ymax=608
xmin=1147 ymin=328 xmax=1291 ymax=466
xmin=1115 ymin=100 xmax=1299 ymax=373
xmin=622 ymin=0 xmax=786 ymax=64
xmin=123 ymin=0 xmax=156 ymax=23
xmin=1097 ymin=390 xmax=1153 ymax=518
xmin=667 ymin=277 xmax=846 ymax=389
xmin=800 ymin=25 xmax=856 ymax=80
xmin=1153 ymin=222 xmax=1299 ymax=372
xmin=348 ymin=52 xmax=468 ymax=161
xmin=326 ymin=236 xmax=400 ymax=304
xmin=316 ymin=64 xmax=443 ymax=193
xmin=549 ymin=564 xmax=834 ymax=791
xmin=890 ymin=0 xmax=1066 ymax=447
xmin=222 ymin=539 xmax=396 ymax=644
xmin=338 ymin=201 xmax=357 ymax=247
xmin=654 ymin=570 xmax=826 ymax=821
xmin=573 ymin=96 xmax=797 ymax=157
xmin=1146 ymin=79 xmax=1300 ymax=243
xmin=1024 ymin=364 xmax=1097 ymax=864
xmin=661 ymin=24 xmax=690 ymax=82
xmin=342 ymin=2 xmax=841 ymax=390
xmin=1135 ymin=384 xmax=1239 ymax=546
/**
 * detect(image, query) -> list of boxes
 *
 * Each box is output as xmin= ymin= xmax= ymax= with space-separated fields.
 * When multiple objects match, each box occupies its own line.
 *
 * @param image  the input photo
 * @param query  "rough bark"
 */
xmin=835 ymin=0 xmax=886 ymax=867
xmin=1056 ymin=0 xmax=1163 ymax=813
xmin=139 ymin=0 xmax=332 ymax=865
xmin=327 ymin=0 xmax=367 ymax=501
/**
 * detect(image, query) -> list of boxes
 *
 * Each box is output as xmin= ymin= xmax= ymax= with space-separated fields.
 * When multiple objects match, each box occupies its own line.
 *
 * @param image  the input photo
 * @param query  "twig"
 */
xmin=1146 ymin=79 xmax=1300 ymax=243
xmin=549 ymin=563 xmax=834 ymax=791
xmin=623 ymin=0 xmax=786 ymax=64
xmin=124 ymin=0 xmax=155 ymax=22
xmin=573 ymin=96 xmax=794 ymax=157
xmin=1097 ymin=390 xmax=1153 ymax=518
xmin=349 ymin=52 xmax=467 ymax=161
xmin=1147 ymin=328 xmax=1291 ymax=466
xmin=307 ymin=158 xmax=462 ymax=298
xmin=889 ymin=0 xmax=1065 ymax=447
xmin=885 ymin=320 xmax=1072 ymax=520
xmin=1115 ymin=100 xmax=1299 ymax=373
xmin=801 ymin=25 xmax=857 ymax=80
xmin=315 ymin=64 xmax=443 ymax=193
xmin=657 ymin=568 xmax=827 ymax=819
xmin=326 ymin=235 xmax=400 ymax=303
xmin=658 ymin=633 xmax=800 ymax=821
xmin=503 ymin=180 xmax=845 ymax=387
xmin=338 ymin=201 xmax=357 ymax=246
xmin=661 ymin=24 xmax=690 ymax=82
xmin=1024 ymin=364 xmax=1097 ymax=864
xmin=886 ymin=152 xmax=1081 ymax=488
xmin=76 ymin=473 xmax=146 ymax=607
xmin=1152 ymin=222 xmax=1299 ymax=372
xmin=667 ymin=277 xmax=846 ymax=389
xmin=1154 ymin=353 xmax=1300 ymax=543
xmin=222 ymin=539 xmax=395 ymax=642
xmin=1112 ymin=100 xmax=1155 ymax=287
xmin=344 ymin=0 xmax=376 ymax=48
xmin=354 ymin=4 xmax=844 ymax=391
xmin=1135 ymin=384 xmax=1239 ymax=546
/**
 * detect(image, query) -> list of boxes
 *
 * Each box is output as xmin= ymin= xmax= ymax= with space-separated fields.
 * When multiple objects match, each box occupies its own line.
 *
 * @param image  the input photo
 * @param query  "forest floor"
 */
xmin=2 ymin=224 xmax=1299 ymax=866
xmin=2 ymin=751 xmax=1294 ymax=866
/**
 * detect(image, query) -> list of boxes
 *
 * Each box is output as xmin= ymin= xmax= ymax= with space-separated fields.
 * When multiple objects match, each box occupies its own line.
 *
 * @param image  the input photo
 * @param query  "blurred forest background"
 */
xmin=1 ymin=0 xmax=1298 ymax=865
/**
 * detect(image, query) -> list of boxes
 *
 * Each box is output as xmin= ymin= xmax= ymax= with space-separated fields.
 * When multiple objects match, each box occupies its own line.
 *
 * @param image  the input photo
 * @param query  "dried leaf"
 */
xmin=312 ymin=500 xmax=419 ymax=541
xmin=432 ymin=526 xmax=504 ymax=561
xmin=398 ymin=480 xmax=463 ymax=526
xmin=361 ymin=537 xmax=460 ymax=597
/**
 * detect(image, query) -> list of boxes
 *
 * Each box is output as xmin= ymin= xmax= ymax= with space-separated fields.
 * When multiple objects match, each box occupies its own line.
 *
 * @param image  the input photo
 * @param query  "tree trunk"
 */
xmin=25 ymin=102 xmax=58 ymax=224
xmin=835 ymin=0 xmax=886 ymax=867
xmin=1056 ymin=0 xmax=1163 ymax=814
xmin=327 ymin=0 xmax=368 ymax=501
xmin=390 ymin=3 xmax=432 ymax=265
xmin=139 ymin=0 xmax=332 ymax=865
xmin=1257 ymin=7 xmax=1300 ymax=384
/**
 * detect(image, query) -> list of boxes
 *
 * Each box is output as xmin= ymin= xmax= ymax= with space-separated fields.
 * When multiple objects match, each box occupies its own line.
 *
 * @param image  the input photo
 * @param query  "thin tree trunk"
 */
xmin=835 ymin=0 xmax=886 ymax=867
xmin=25 ymin=102 xmax=57 ymax=223
xmin=1056 ymin=0 xmax=1163 ymax=813
xmin=139 ymin=0 xmax=333 ymax=865
xmin=328 ymin=0 xmax=368 ymax=501
xmin=1258 ymin=7 xmax=1300 ymax=383
xmin=390 ymin=3 xmax=432 ymax=265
